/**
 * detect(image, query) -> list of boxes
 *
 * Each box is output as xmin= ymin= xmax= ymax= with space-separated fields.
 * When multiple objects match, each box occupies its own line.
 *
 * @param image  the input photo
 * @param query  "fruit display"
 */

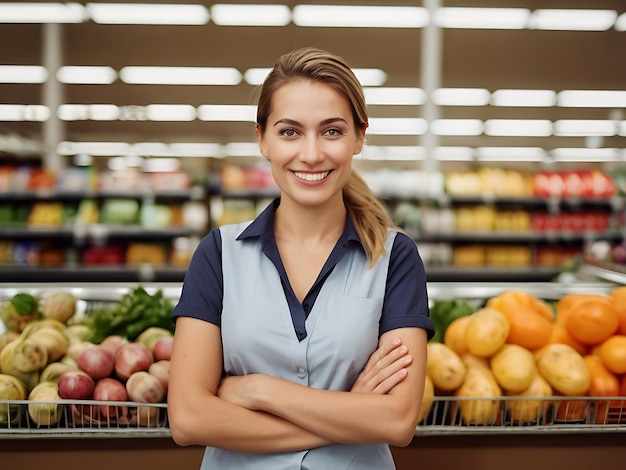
xmin=420 ymin=287 xmax=626 ymax=428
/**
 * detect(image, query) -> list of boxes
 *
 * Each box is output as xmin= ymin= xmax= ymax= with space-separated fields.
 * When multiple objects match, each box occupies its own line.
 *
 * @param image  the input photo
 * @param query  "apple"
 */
xmin=152 ymin=336 xmax=174 ymax=361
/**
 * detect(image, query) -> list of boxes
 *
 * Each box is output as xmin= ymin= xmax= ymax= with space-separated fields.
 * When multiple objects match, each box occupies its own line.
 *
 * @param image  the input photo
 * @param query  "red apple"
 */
xmin=152 ymin=336 xmax=174 ymax=361
xmin=115 ymin=342 xmax=154 ymax=381
xmin=77 ymin=345 xmax=115 ymax=380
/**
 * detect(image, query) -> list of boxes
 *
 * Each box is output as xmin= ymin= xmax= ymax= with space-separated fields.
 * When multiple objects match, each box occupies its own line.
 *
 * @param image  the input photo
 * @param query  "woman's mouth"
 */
xmin=293 ymin=171 xmax=330 ymax=182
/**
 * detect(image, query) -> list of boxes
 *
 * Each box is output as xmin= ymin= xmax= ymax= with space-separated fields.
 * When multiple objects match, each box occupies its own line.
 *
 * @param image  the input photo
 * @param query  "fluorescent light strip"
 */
xmin=224 ymin=142 xmax=261 ymax=157
xmin=617 ymin=13 xmax=626 ymax=31
xmin=57 ymin=141 xmax=131 ymax=156
xmin=433 ymin=7 xmax=530 ymax=29
xmin=432 ymin=88 xmax=490 ymax=106
xmin=430 ymin=119 xmax=483 ymax=136
xmin=197 ymin=105 xmax=257 ymax=122
xmin=553 ymin=120 xmax=616 ymax=137
xmin=361 ymin=146 xmax=426 ymax=161
xmin=364 ymin=87 xmax=426 ymax=105
xmin=168 ymin=143 xmax=223 ymax=157
xmin=292 ymin=5 xmax=429 ymax=28
xmin=0 ymin=104 xmax=49 ymax=121
xmin=551 ymin=148 xmax=620 ymax=162
xmin=558 ymin=90 xmax=626 ymax=108
xmin=0 ymin=65 xmax=48 ymax=84
xmin=367 ymin=118 xmax=428 ymax=135
xmin=620 ymin=121 xmax=626 ymax=137
xmin=58 ymin=104 xmax=119 ymax=121
xmin=530 ymin=9 xmax=617 ymax=31
xmin=491 ymin=89 xmax=556 ymax=107
xmin=244 ymin=68 xmax=272 ymax=85
xmin=86 ymin=3 xmax=209 ymax=25
xmin=146 ymin=104 xmax=196 ymax=121
xmin=119 ymin=66 xmax=242 ymax=85
xmin=0 ymin=2 xmax=86 ymax=23
xmin=210 ymin=4 xmax=290 ymax=26
xmin=432 ymin=147 xmax=474 ymax=161
xmin=484 ymin=119 xmax=552 ymax=137
xmin=352 ymin=69 xmax=388 ymax=87
xmin=476 ymin=147 xmax=546 ymax=162
xmin=57 ymin=66 xmax=117 ymax=84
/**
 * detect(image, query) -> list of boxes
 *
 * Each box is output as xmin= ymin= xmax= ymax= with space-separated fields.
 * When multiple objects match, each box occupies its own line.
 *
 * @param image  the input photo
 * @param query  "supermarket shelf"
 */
xmin=412 ymin=230 xmax=623 ymax=244
xmin=576 ymin=262 xmax=626 ymax=285
xmin=0 ymin=226 xmax=205 ymax=240
xmin=384 ymin=195 xmax=625 ymax=208
xmin=425 ymin=266 xmax=563 ymax=283
xmin=0 ymin=188 xmax=205 ymax=201
xmin=0 ymin=266 xmax=187 ymax=283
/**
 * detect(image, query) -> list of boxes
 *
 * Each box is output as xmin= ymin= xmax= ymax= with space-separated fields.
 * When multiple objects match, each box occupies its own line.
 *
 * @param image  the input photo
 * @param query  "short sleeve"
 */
xmin=171 ymin=228 xmax=223 ymax=327
xmin=380 ymin=231 xmax=435 ymax=339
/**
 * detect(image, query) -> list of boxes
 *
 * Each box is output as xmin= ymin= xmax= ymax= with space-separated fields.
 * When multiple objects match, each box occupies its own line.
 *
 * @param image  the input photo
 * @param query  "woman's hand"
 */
xmin=351 ymin=338 xmax=412 ymax=394
xmin=217 ymin=374 xmax=264 ymax=410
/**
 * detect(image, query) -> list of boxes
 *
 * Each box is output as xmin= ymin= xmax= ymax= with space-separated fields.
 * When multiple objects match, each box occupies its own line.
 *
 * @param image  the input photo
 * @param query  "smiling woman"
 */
xmin=166 ymin=47 xmax=435 ymax=470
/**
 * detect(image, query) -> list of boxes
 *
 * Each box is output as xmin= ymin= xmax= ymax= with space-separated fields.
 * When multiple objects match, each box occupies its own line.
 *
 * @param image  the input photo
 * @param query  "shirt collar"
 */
xmin=236 ymin=197 xmax=363 ymax=250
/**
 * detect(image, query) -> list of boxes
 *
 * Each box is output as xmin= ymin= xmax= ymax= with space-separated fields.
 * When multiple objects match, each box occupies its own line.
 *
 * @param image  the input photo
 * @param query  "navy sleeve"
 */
xmin=380 ymin=231 xmax=435 ymax=340
xmin=171 ymin=228 xmax=223 ymax=327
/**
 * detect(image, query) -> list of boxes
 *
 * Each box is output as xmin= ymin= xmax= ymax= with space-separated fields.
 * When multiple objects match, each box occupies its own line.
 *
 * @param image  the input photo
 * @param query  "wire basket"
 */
xmin=0 ymin=399 xmax=169 ymax=438
xmin=416 ymin=395 xmax=626 ymax=435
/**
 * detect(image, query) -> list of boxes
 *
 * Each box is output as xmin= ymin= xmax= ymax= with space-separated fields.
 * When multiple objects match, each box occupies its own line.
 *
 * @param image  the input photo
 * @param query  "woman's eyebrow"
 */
xmin=273 ymin=117 xmax=348 ymax=127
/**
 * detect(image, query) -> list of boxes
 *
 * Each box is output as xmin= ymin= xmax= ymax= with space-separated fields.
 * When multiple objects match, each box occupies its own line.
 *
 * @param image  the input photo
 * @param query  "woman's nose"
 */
xmin=299 ymin=136 xmax=323 ymax=165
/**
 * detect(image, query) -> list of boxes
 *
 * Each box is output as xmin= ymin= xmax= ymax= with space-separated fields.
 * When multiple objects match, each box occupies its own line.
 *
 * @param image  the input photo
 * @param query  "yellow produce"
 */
xmin=490 ymin=344 xmax=537 ymax=392
xmin=20 ymin=319 xmax=66 ymax=338
xmin=426 ymin=342 xmax=466 ymax=392
xmin=28 ymin=381 xmax=62 ymax=427
xmin=443 ymin=315 xmax=471 ymax=356
xmin=418 ymin=376 xmax=435 ymax=424
xmin=505 ymin=370 xmax=553 ymax=424
xmin=11 ymin=337 xmax=48 ymax=373
xmin=64 ymin=325 xmax=93 ymax=344
xmin=40 ymin=360 xmax=76 ymax=383
xmin=0 ymin=373 xmax=27 ymax=426
xmin=455 ymin=362 xmax=502 ymax=426
xmin=535 ymin=343 xmax=591 ymax=396
xmin=464 ymin=308 xmax=510 ymax=357
xmin=0 ymin=331 xmax=19 ymax=353
xmin=27 ymin=327 xmax=69 ymax=364
xmin=41 ymin=292 xmax=77 ymax=324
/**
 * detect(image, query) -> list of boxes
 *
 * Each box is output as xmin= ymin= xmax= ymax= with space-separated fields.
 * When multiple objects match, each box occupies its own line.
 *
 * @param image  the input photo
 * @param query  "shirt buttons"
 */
xmin=297 ymin=367 xmax=307 ymax=378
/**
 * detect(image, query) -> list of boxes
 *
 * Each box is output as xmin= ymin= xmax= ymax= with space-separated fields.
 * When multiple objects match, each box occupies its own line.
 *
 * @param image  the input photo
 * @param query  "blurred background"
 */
xmin=0 ymin=0 xmax=625 ymax=283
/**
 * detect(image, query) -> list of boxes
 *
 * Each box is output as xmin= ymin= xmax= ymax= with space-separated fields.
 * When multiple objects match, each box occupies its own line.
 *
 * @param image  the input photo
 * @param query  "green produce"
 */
xmin=81 ymin=286 xmax=175 ymax=344
xmin=41 ymin=292 xmax=77 ymax=324
xmin=428 ymin=299 xmax=479 ymax=343
xmin=0 ymin=373 xmax=27 ymax=426
xmin=0 ymin=293 xmax=40 ymax=333
xmin=28 ymin=381 xmax=62 ymax=427
xmin=136 ymin=327 xmax=173 ymax=352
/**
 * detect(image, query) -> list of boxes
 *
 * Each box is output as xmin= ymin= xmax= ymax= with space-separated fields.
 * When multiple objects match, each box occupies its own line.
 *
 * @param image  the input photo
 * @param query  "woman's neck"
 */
xmin=274 ymin=196 xmax=346 ymax=246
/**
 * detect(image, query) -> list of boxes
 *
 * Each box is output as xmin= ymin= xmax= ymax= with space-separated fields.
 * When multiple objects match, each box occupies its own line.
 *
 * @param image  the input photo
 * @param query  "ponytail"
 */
xmin=343 ymin=169 xmax=396 ymax=267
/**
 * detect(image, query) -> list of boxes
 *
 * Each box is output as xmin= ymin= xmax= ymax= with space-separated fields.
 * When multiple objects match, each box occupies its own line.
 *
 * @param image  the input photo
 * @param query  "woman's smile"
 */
xmin=293 ymin=170 xmax=331 ymax=182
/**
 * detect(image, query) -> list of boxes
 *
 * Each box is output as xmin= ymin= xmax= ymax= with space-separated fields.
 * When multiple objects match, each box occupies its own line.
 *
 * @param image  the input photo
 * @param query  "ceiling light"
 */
xmin=433 ymin=7 xmax=530 ymax=29
xmin=0 ymin=104 xmax=49 ymax=121
xmin=361 ymin=146 xmax=426 ymax=161
xmin=352 ymin=69 xmax=387 ymax=87
xmin=119 ymin=66 xmax=242 ymax=85
xmin=558 ymin=90 xmax=626 ymax=108
xmin=145 ymin=104 xmax=196 ymax=121
xmin=57 ymin=66 xmax=117 ymax=84
xmin=432 ymin=147 xmax=474 ymax=161
xmin=491 ymin=89 xmax=556 ymax=107
xmin=210 ymin=4 xmax=290 ymax=26
xmin=554 ymin=120 xmax=616 ymax=137
xmin=0 ymin=2 xmax=86 ymax=23
xmin=131 ymin=142 xmax=169 ymax=156
xmin=292 ymin=5 xmax=428 ymax=28
xmin=58 ymin=104 xmax=120 ymax=121
xmin=364 ymin=88 xmax=426 ymax=105
xmin=197 ymin=105 xmax=257 ymax=122
xmin=616 ymin=13 xmax=626 ymax=31
xmin=367 ymin=118 xmax=428 ymax=135
xmin=530 ymin=9 xmax=617 ymax=31
xmin=619 ymin=121 xmax=626 ymax=136
xmin=484 ymin=119 xmax=552 ymax=136
xmin=430 ymin=119 xmax=483 ymax=136
xmin=86 ymin=3 xmax=209 ymax=25
xmin=224 ymin=142 xmax=262 ymax=157
xmin=476 ymin=147 xmax=546 ymax=162
xmin=551 ymin=148 xmax=620 ymax=162
xmin=168 ymin=143 xmax=223 ymax=157
xmin=141 ymin=157 xmax=182 ymax=172
xmin=57 ymin=141 xmax=131 ymax=156
xmin=244 ymin=68 xmax=272 ymax=85
xmin=0 ymin=65 xmax=47 ymax=83
xmin=432 ymin=88 xmax=490 ymax=106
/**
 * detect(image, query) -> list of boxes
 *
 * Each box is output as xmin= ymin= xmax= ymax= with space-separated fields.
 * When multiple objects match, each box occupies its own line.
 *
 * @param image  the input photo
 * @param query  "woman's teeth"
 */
xmin=294 ymin=171 xmax=330 ymax=182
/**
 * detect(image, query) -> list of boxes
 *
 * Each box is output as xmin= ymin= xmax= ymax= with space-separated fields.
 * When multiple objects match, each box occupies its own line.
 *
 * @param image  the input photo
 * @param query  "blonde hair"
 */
xmin=257 ymin=46 xmax=395 ymax=266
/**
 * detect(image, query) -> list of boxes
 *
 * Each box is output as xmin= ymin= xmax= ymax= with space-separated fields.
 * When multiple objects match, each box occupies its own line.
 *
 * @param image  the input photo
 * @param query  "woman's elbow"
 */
xmin=387 ymin=402 xmax=419 ymax=447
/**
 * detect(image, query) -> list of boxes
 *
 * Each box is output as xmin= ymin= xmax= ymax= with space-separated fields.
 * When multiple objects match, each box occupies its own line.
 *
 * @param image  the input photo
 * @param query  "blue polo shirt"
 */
xmin=172 ymin=198 xmax=434 ymax=341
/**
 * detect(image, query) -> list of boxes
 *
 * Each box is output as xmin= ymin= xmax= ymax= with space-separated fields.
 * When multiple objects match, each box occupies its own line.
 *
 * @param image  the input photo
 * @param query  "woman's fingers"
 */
xmin=352 ymin=339 xmax=412 ymax=394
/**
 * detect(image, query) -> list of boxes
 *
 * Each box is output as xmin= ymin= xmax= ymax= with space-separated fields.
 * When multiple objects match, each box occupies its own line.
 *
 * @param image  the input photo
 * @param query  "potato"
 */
xmin=418 ymin=376 xmax=435 ymax=424
xmin=535 ymin=343 xmax=591 ymax=396
xmin=426 ymin=343 xmax=466 ymax=392
xmin=505 ymin=373 xmax=553 ymax=424
xmin=490 ymin=344 xmax=537 ymax=392
xmin=465 ymin=308 xmax=510 ymax=357
xmin=455 ymin=364 xmax=502 ymax=425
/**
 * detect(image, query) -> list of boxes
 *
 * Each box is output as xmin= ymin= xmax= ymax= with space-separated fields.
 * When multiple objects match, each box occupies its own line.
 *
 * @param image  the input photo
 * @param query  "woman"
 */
xmin=168 ymin=46 xmax=435 ymax=469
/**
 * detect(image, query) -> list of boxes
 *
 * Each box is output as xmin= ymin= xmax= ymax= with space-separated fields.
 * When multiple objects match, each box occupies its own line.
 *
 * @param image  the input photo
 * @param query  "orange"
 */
xmin=502 ymin=306 xmax=553 ymax=351
xmin=566 ymin=298 xmax=620 ymax=346
xmin=597 ymin=335 xmax=626 ymax=375
xmin=548 ymin=323 xmax=588 ymax=356
xmin=610 ymin=286 xmax=626 ymax=335
xmin=555 ymin=293 xmax=611 ymax=324
xmin=487 ymin=290 xmax=554 ymax=323
xmin=443 ymin=315 xmax=471 ymax=356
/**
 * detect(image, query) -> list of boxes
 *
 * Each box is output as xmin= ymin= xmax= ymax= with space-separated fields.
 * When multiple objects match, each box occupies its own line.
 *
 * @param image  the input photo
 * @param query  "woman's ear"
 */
xmin=256 ymin=125 xmax=269 ymax=159
xmin=353 ymin=123 xmax=367 ymax=155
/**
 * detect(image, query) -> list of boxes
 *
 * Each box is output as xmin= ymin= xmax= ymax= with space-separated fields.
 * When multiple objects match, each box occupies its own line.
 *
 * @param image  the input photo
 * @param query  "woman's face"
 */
xmin=257 ymin=80 xmax=365 ymax=209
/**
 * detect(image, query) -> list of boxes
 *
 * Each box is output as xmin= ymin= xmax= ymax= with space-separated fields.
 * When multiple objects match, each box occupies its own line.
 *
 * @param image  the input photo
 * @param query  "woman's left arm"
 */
xmin=219 ymin=326 xmax=427 ymax=448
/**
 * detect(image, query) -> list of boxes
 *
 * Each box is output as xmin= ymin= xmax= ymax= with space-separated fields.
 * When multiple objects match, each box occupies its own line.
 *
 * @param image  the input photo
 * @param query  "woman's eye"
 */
xmin=279 ymin=128 xmax=298 ymax=137
xmin=324 ymin=128 xmax=343 ymax=136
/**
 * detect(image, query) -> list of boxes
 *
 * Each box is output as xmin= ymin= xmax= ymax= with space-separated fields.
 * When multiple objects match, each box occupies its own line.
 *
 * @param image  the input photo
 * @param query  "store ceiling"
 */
xmin=0 ymin=0 xmax=625 ymax=161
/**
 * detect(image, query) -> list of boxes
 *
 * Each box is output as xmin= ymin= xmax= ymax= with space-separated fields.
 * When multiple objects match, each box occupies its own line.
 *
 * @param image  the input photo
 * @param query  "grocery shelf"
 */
xmin=576 ymin=263 xmax=626 ymax=285
xmin=425 ymin=266 xmax=563 ymax=283
xmin=0 ymin=188 xmax=203 ymax=202
xmin=0 ymin=266 xmax=187 ymax=283
xmin=412 ymin=230 xmax=623 ymax=244
xmin=0 ymin=226 xmax=204 ymax=240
